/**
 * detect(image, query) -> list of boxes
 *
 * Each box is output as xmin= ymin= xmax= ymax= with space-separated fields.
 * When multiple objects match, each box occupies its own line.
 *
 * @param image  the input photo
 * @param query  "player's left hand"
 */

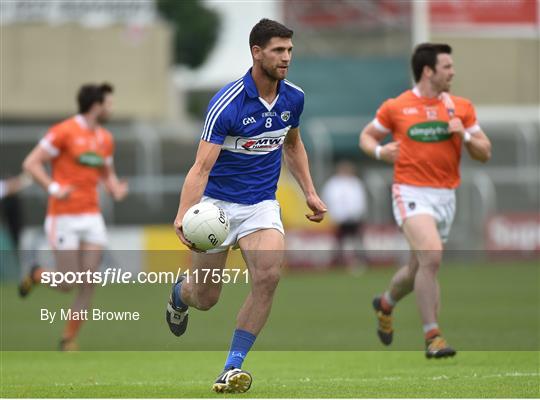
xmin=305 ymin=193 xmax=327 ymax=223
xmin=448 ymin=117 xmax=465 ymax=138
xmin=111 ymin=179 xmax=129 ymax=201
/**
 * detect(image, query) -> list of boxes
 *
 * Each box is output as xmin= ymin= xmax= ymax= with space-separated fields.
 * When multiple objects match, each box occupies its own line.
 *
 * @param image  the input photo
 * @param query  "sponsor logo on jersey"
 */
xmin=262 ymin=111 xmax=277 ymax=117
xmin=77 ymin=151 xmax=104 ymax=167
xmin=237 ymin=136 xmax=284 ymax=152
xmin=407 ymin=121 xmax=450 ymax=142
xmin=281 ymin=111 xmax=291 ymax=121
xmin=242 ymin=116 xmax=256 ymax=125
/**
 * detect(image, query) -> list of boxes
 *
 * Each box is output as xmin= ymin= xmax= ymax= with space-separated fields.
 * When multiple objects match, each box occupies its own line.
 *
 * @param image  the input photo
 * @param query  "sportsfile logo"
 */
xmin=237 ymin=136 xmax=284 ymax=152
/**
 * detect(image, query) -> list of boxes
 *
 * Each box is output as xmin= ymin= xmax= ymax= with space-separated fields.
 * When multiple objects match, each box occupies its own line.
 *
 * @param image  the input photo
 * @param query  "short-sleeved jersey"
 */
xmin=201 ymin=69 xmax=304 ymax=204
xmin=373 ymin=87 xmax=480 ymax=189
xmin=40 ymin=115 xmax=114 ymax=216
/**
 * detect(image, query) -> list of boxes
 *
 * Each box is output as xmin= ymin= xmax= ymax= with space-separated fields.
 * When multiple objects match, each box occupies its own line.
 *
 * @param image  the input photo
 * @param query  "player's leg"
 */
xmin=58 ymin=241 xmax=103 ymax=351
xmin=237 ymin=228 xmax=284 ymax=334
xmin=389 ymin=251 xmax=420 ymax=303
xmin=372 ymin=184 xmax=422 ymax=345
xmin=58 ymin=214 xmax=108 ymax=350
xmin=402 ymin=215 xmax=442 ymax=328
xmin=372 ymin=252 xmax=419 ymax=345
xmin=382 ymin=251 xmax=420 ymax=311
xmin=180 ymin=250 xmax=228 ymax=310
xmin=334 ymin=222 xmax=346 ymax=265
xmin=166 ymin=250 xmax=228 ymax=337
xmin=402 ymin=214 xmax=455 ymax=358
xmin=213 ymin=228 xmax=283 ymax=394
xmin=19 ymin=216 xmax=80 ymax=296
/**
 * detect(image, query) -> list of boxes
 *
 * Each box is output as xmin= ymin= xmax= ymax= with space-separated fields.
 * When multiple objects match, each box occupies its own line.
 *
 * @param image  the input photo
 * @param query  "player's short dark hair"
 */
xmin=249 ymin=18 xmax=293 ymax=49
xmin=77 ymin=83 xmax=114 ymax=114
xmin=411 ymin=43 xmax=452 ymax=82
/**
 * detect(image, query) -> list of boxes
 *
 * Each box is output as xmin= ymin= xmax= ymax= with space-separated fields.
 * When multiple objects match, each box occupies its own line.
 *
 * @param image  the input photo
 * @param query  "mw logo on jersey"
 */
xmin=236 ymin=136 xmax=284 ymax=152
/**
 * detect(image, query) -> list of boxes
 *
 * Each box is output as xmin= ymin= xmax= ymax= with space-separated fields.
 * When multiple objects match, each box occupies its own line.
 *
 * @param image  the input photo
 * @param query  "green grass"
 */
xmin=1 ymin=351 xmax=539 ymax=397
xmin=1 ymin=261 xmax=539 ymax=397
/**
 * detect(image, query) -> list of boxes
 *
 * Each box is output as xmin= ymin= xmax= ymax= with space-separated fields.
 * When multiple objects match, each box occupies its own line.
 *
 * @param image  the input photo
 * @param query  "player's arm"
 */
xmin=448 ymin=118 xmax=491 ymax=163
xmin=359 ymin=122 xmax=399 ymax=163
xmin=283 ymin=127 xmax=327 ymax=223
xmin=0 ymin=174 xmax=32 ymax=199
xmin=464 ymin=130 xmax=491 ymax=163
xmin=22 ymin=144 xmax=72 ymax=199
xmin=173 ymin=140 xmax=222 ymax=244
xmin=102 ymin=162 xmax=128 ymax=201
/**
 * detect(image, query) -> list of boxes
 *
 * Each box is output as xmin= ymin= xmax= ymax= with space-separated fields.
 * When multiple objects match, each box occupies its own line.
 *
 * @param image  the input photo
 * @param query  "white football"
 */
xmin=182 ymin=203 xmax=230 ymax=251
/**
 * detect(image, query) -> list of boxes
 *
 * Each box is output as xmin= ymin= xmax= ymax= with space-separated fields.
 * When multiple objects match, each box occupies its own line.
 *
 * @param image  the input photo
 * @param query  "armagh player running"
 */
xmin=165 ymin=19 xmax=326 ymax=393
xmin=360 ymin=43 xmax=491 ymax=358
xmin=20 ymin=83 xmax=128 ymax=350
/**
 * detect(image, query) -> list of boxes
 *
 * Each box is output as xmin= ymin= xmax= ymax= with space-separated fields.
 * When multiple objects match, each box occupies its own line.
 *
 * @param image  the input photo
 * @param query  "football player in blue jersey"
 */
xmin=165 ymin=18 xmax=327 ymax=393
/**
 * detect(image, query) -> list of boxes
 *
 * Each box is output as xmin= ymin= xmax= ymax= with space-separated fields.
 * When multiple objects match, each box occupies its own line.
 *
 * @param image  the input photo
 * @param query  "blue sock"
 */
xmin=172 ymin=280 xmax=187 ymax=310
xmin=224 ymin=329 xmax=256 ymax=370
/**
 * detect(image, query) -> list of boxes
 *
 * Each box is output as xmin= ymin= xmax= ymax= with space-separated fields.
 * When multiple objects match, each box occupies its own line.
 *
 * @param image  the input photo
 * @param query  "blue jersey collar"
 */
xmin=243 ymin=68 xmax=284 ymax=99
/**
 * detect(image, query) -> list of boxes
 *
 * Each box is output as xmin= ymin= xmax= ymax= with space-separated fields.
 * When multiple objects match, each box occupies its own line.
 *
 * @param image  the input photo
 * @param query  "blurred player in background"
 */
xmin=0 ymin=173 xmax=32 ymax=248
xmin=166 ymin=19 xmax=327 ymax=393
xmin=19 ymin=83 xmax=128 ymax=351
xmin=0 ymin=174 xmax=32 ymax=200
xmin=322 ymin=160 xmax=367 ymax=271
xmin=359 ymin=43 xmax=491 ymax=358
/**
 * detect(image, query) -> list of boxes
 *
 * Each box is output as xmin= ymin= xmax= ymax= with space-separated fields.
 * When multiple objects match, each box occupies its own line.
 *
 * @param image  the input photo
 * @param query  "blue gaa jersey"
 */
xmin=201 ymin=68 xmax=304 ymax=205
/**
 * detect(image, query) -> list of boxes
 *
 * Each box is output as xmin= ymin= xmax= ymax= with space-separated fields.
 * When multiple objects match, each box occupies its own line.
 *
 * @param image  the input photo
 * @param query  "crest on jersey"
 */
xmin=424 ymin=107 xmax=438 ymax=120
xmin=281 ymin=111 xmax=291 ymax=122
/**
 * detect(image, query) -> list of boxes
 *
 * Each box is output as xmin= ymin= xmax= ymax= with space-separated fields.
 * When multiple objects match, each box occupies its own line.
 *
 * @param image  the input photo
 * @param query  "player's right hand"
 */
xmin=52 ymin=185 xmax=74 ymax=200
xmin=111 ymin=179 xmax=129 ymax=201
xmin=380 ymin=142 xmax=400 ymax=164
xmin=173 ymin=220 xmax=203 ymax=252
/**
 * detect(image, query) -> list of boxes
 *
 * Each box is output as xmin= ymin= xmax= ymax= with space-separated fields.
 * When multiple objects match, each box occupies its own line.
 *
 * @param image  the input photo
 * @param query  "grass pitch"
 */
xmin=1 ymin=351 xmax=538 ymax=397
xmin=1 ymin=260 xmax=538 ymax=397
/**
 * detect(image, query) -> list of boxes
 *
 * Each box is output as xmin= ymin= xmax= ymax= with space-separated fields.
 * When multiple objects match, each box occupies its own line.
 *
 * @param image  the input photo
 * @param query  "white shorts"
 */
xmin=45 ymin=213 xmax=108 ymax=250
xmin=201 ymin=196 xmax=284 ymax=253
xmin=392 ymin=184 xmax=456 ymax=243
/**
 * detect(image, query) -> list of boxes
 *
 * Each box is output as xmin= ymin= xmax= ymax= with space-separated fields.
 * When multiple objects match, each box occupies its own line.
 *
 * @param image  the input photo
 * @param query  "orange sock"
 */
xmin=380 ymin=296 xmax=393 ymax=314
xmin=32 ymin=267 xmax=44 ymax=283
xmin=425 ymin=328 xmax=441 ymax=340
xmin=62 ymin=319 xmax=83 ymax=341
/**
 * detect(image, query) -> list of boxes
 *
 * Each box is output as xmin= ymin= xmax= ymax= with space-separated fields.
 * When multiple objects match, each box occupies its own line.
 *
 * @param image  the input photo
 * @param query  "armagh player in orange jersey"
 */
xmin=360 ymin=44 xmax=491 ymax=358
xmin=20 ymin=83 xmax=128 ymax=350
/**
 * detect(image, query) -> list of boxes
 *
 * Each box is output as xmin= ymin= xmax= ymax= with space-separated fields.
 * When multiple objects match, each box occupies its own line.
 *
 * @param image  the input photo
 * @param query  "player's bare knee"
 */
xmin=195 ymin=293 xmax=220 ymax=311
xmin=418 ymin=253 xmax=442 ymax=272
xmin=252 ymin=268 xmax=281 ymax=295
xmin=193 ymin=287 xmax=221 ymax=311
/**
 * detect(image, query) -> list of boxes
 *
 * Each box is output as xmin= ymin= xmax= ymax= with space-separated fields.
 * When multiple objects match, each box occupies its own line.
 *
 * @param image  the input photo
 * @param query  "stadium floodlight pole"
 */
xmin=411 ymin=0 xmax=430 ymax=47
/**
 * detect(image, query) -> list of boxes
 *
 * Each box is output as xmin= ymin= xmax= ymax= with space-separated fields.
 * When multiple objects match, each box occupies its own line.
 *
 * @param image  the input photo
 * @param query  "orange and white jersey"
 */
xmin=374 ymin=87 xmax=481 ymax=189
xmin=39 ymin=115 xmax=114 ymax=216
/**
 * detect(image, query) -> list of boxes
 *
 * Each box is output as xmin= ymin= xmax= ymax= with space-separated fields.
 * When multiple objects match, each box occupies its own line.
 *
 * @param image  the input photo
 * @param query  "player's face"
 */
xmin=257 ymin=37 xmax=293 ymax=81
xmin=98 ymin=94 xmax=113 ymax=123
xmin=431 ymin=53 xmax=455 ymax=92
